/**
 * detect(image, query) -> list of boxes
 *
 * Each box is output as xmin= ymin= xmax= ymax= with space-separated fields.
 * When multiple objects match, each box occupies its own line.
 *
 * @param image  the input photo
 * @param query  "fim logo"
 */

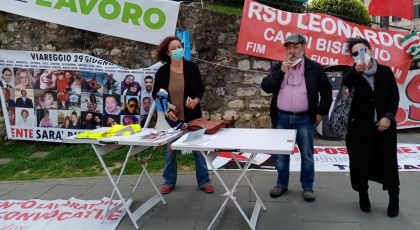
xmin=245 ymin=42 xmax=266 ymax=54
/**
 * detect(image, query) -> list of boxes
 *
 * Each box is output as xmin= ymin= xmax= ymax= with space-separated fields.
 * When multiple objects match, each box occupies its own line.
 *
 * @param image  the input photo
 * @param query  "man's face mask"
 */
xmin=352 ymin=47 xmax=370 ymax=64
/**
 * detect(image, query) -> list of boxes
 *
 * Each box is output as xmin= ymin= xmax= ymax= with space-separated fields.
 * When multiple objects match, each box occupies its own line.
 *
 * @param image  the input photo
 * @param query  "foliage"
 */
xmin=211 ymin=0 xmax=306 ymax=13
xmin=308 ymin=0 xmax=371 ymax=26
xmin=205 ymin=4 xmax=243 ymax=16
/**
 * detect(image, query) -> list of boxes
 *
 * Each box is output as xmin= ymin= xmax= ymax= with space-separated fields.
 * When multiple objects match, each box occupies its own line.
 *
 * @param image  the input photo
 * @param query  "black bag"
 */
xmin=329 ymin=84 xmax=354 ymax=138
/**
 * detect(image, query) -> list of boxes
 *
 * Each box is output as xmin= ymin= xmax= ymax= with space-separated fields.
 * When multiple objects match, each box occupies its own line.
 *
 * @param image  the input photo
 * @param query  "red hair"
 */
xmin=156 ymin=36 xmax=181 ymax=63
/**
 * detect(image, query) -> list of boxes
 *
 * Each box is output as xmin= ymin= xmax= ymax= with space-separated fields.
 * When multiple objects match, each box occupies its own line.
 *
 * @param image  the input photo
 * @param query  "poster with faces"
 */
xmin=0 ymin=50 xmax=162 ymax=142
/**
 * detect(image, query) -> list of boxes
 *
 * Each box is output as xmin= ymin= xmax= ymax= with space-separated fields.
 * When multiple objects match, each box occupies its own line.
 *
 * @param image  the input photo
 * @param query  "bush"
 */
xmin=212 ymin=0 xmax=306 ymax=13
xmin=308 ymin=0 xmax=371 ymax=26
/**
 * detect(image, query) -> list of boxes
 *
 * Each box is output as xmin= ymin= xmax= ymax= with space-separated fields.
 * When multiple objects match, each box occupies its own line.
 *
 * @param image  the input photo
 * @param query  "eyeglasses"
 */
xmin=351 ymin=48 xmax=366 ymax=57
xmin=128 ymin=104 xmax=137 ymax=108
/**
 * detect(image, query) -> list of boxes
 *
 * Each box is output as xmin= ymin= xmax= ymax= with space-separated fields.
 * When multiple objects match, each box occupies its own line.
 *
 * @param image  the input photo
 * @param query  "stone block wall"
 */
xmin=0 ymin=4 xmax=274 ymax=139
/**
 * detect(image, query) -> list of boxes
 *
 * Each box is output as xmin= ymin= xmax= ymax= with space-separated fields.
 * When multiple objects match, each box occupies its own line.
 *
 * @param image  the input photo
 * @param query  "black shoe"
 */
xmin=270 ymin=186 xmax=287 ymax=198
xmin=359 ymin=192 xmax=371 ymax=212
xmin=387 ymin=189 xmax=399 ymax=217
xmin=387 ymin=202 xmax=399 ymax=217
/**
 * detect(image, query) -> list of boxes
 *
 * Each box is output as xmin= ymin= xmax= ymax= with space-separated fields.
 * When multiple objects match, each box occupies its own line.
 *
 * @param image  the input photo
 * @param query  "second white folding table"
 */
xmin=171 ymin=128 xmax=297 ymax=230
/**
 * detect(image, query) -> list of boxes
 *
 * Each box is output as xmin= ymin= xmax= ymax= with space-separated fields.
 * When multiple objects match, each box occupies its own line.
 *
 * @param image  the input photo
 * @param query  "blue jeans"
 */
xmin=163 ymin=148 xmax=211 ymax=188
xmin=163 ymin=119 xmax=211 ymax=188
xmin=273 ymin=111 xmax=315 ymax=190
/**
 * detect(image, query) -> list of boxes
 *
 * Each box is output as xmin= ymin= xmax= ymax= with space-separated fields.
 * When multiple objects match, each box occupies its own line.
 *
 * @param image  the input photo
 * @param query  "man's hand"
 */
xmin=281 ymin=56 xmax=294 ymax=73
xmin=315 ymin=114 xmax=323 ymax=125
xmin=376 ymin=117 xmax=390 ymax=132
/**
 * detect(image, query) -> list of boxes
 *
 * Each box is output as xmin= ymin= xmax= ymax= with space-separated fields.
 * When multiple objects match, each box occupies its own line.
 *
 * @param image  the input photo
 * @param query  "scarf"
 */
xmin=362 ymin=58 xmax=377 ymax=91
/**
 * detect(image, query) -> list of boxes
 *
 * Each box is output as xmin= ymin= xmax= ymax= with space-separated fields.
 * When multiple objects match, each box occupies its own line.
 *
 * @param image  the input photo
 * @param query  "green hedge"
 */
xmin=308 ymin=0 xmax=371 ymax=26
xmin=212 ymin=0 xmax=306 ymax=13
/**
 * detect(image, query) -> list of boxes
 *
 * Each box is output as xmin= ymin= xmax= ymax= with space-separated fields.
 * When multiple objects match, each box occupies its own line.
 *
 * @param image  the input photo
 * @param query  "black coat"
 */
xmin=15 ymin=97 xmax=34 ymax=108
xmin=261 ymin=57 xmax=332 ymax=127
xmin=153 ymin=61 xmax=204 ymax=123
xmin=343 ymin=63 xmax=400 ymax=191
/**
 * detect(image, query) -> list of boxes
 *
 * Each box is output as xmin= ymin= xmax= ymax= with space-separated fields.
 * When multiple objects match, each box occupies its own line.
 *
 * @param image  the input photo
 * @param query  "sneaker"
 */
xmin=303 ymin=189 xmax=315 ymax=202
xmin=201 ymin=184 xmax=214 ymax=193
xmin=270 ymin=186 xmax=288 ymax=198
xmin=161 ymin=185 xmax=174 ymax=194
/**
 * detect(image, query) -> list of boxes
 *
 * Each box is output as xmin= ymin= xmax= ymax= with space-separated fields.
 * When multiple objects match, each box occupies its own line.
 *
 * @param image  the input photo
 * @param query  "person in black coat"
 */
xmin=152 ymin=36 xmax=213 ymax=195
xmin=15 ymin=89 xmax=34 ymax=108
xmin=343 ymin=37 xmax=400 ymax=217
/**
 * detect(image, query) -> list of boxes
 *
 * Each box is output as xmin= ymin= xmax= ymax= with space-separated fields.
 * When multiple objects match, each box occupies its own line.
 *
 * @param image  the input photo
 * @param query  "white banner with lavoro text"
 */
xmin=0 ymin=0 xmax=180 ymax=45
xmin=212 ymin=144 xmax=420 ymax=172
xmin=0 ymin=197 xmax=126 ymax=230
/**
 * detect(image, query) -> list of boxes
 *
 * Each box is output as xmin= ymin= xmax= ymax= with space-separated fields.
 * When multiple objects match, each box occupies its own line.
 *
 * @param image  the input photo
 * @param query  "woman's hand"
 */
xmin=167 ymin=111 xmax=178 ymax=121
xmin=376 ymin=117 xmax=390 ymax=132
xmin=315 ymin=114 xmax=323 ymax=125
xmin=186 ymin=97 xmax=200 ymax=110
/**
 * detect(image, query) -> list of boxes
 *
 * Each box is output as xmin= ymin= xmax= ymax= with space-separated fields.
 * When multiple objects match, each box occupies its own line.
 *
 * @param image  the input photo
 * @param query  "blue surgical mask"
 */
xmin=171 ymin=48 xmax=184 ymax=60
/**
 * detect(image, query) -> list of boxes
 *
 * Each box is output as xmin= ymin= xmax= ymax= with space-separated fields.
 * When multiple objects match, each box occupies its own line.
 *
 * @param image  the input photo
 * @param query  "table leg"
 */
xmin=201 ymin=151 xmax=257 ymax=230
xmin=101 ymin=145 xmax=135 ymax=222
xmin=91 ymin=144 xmax=140 ymax=229
xmin=231 ymin=152 xmax=267 ymax=211
xmin=129 ymin=147 xmax=167 ymax=221
xmin=132 ymin=162 xmax=167 ymax=220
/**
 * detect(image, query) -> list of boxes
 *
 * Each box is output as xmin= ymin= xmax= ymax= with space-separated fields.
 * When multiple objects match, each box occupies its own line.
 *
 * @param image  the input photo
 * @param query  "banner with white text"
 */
xmin=0 ymin=0 xmax=180 ymax=45
xmin=212 ymin=144 xmax=420 ymax=172
xmin=236 ymin=0 xmax=412 ymax=84
xmin=0 ymin=50 xmax=161 ymax=142
xmin=0 ymin=197 xmax=125 ymax=230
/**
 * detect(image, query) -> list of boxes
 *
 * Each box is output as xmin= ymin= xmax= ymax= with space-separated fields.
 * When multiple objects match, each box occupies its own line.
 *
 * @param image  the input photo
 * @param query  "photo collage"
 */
xmin=1 ymin=67 xmax=155 ymax=130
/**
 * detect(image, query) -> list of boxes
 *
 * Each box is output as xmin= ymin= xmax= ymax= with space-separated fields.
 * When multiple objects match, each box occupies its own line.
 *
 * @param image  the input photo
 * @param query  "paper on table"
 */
xmin=139 ymin=129 xmax=180 ymax=141
xmin=182 ymin=135 xmax=216 ymax=146
xmin=183 ymin=128 xmax=206 ymax=142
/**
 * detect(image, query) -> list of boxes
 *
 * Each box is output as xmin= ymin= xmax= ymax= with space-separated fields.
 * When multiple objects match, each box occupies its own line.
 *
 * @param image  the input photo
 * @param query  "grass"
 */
xmin=0 ymin=140 xmax=196 ymax=181
xmin=204 ymin=3 xmax=243 ymax=16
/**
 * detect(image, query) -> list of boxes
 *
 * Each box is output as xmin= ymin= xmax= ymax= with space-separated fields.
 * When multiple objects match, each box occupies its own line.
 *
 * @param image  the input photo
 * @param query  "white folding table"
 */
xmin=171 ymin=128 xmax=297 ymax=230
xmin=63 ymin=128 xmax=183 ymax=229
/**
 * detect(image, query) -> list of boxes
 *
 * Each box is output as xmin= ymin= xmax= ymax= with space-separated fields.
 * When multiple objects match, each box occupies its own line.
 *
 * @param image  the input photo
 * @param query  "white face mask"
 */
xmin=289 ymin=50 xmax=304 ymax=66
xmin=352 ymin=47 xmax=370 ymax=64
xmin=291 ymin=58 xmax=303 ymax=66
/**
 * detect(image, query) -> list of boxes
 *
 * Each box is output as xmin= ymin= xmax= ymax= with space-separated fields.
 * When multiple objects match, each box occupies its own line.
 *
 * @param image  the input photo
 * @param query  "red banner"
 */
xmin=396 ymin=69 xmax=420 ymax=128
xmin=236 ymin=0 xmax=412 ymax=84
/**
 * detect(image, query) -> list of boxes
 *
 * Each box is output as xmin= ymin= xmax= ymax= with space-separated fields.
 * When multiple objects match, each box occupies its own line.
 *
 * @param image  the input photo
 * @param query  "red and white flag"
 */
xmin=400 ymin=31 xmax=420 ymax=60
xmin=369 ymin=0 xmax=413 ymax=20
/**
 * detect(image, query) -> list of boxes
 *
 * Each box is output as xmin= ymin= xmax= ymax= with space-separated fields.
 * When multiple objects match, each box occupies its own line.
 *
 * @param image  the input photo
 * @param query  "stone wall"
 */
xmin=0 ymin=4 xmax=274 ymax=140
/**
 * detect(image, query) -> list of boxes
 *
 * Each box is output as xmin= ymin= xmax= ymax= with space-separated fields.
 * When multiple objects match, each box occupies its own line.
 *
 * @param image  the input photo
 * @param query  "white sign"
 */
xmin=0 ymin=197 xmax=126 ymax=230
xmin=211 ymin=144 xmax=420 ymax=172
xmin=0 ymin=0 xmax=180 ymax=45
